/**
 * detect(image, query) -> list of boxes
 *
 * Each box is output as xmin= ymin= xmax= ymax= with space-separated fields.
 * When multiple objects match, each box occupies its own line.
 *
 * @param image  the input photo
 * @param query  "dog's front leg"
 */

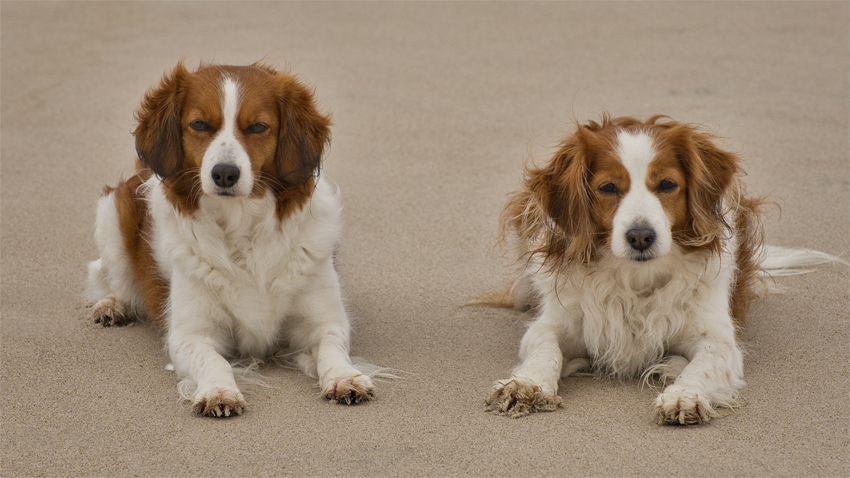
xmin=167 ymin=281 xmax=245 ymax=417
xmin=293 ymin=260 xmax=375 ymax=404
xmin=315 ymin=327 xmax=375 ymax=404
xmin=485 ymin=302 xmax=583 ymax=418
xmin=655 ymin=308 xmax=745 ymax=425
xmin=169 ymin=336 xmax=246 ymax=417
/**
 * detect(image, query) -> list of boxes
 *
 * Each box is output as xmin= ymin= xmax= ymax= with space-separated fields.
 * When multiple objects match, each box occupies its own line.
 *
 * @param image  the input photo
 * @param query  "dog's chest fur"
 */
xmin=548 ymin=248 xmax=730 ymax=378
xmin=148 ymin=177 xmax=341 ymax=355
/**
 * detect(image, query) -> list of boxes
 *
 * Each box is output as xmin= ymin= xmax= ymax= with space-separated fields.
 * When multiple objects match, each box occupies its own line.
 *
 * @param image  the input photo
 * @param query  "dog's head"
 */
xmin=133 ymin=62 xmax=331 ymax=217
xmin=511 ymin=115 xmax=741 ymax=267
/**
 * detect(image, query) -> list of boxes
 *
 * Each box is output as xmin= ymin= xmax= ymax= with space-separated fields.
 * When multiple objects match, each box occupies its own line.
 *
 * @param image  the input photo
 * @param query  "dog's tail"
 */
xmin=757 ymin=245 xmax=847 ymax=295
xmin=464 ymin=274 xmax=537 ymax=310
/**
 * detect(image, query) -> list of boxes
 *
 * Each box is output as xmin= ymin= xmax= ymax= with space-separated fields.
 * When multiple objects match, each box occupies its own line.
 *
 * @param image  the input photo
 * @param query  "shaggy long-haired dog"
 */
xmin=476 ymin=115 xmax=840 ymax=424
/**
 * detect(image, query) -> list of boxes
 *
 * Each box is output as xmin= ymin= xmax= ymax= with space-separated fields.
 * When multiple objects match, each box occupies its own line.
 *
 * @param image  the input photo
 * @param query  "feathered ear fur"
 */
xmin=503 ymin=123 xmax=604 ymax=269
xmin=663 ymin=123 xmax=741 ymax=253
xmin=272 ymin=74 xmax=331 ymax=187
xmin=133 ymin=62 xmax=189 ymax=179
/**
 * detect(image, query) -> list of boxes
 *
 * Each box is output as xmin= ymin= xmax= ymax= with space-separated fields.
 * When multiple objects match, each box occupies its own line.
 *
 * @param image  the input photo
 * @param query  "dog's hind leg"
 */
xmin=86 ymin=188 xmax=142 ymax=326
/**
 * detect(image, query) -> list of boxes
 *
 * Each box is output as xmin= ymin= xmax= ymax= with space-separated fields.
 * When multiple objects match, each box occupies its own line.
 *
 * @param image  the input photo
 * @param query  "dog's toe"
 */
xmin=90 ymin=295 xmax=134 ymax=327
xmin=322 ymin=374 xmax=375 ymax=404
xmin=193 ymin=387 xmax=246 ymax=418
xmin=654 ymin=387 xmax=716 ymax=425
xmin=485 ymin=378 xmax=561 ymax=418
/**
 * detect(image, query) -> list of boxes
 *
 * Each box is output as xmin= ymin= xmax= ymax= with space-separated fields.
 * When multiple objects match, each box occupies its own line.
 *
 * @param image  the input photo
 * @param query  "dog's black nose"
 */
xmin=626 ymin=227 xmax=655 ymax=252
xmin=211 ymin=164 xmax=240 ymax=188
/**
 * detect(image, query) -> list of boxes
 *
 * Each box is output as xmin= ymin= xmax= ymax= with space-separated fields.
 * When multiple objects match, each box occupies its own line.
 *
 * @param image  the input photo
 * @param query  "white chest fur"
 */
xmin=148 ymin=177 xmax=343 ymax=356
xmin=542 ymin=247 xmax=733 ymax=378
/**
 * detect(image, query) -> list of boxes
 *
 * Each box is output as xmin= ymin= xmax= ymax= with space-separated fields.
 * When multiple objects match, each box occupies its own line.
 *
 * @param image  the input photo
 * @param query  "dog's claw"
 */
xmin=485 ymin=378 xmax=562 ymax=418
xmin=654 ymin=387 xmax=718 ymax=425
xmin=322 ymin=374 xmax=375 ymax=405
xmin=193 ymin=387 xmax=246 ymax=418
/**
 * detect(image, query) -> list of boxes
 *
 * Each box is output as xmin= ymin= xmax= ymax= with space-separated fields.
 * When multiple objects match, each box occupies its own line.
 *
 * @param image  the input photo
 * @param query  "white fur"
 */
xmin=200 ymin=78 xmax=255 ymax=198
xmin=610 ymin=131 xmax=672 ymax=260
xmin=87 ymin=191 xmax=133 ymax=303
xmin=758 ymin=245 xmax=847 ymax=277
xmin=88 ymin=75 xmax=373 ymax=416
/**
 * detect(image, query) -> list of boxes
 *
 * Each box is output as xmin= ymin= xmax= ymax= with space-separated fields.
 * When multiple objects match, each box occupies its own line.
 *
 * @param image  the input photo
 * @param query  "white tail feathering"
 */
xmin=760 ymin=245 xmax=847 ymax=276
xmin=757 ymin=245 xmax=846 ymax=295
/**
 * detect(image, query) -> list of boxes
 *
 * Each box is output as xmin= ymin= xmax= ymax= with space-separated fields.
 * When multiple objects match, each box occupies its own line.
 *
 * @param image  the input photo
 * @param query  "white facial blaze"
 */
xmin=200 ymin=77 xmax=254 ymax=197
xmin=610 ymin=131 xmax=672 ymax=260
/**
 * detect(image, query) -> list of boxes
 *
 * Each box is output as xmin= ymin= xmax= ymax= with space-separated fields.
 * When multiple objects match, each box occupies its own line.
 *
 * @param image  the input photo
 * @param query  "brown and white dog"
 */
xmin=479 ymin=115 xmax=840 ymax=424
xmin=87 ymin=62 xmax=375 ymax=417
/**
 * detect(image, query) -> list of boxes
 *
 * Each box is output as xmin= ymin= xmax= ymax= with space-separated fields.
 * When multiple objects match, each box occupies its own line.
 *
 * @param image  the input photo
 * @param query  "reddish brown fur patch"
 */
xmin=111 ymin=170 xmax=168 ymax=323
xmin=269 ymin=69 xmax=331 ymax=189
xmin=650 ymin=120 xmax=742 ymax=254
xmin=463 ymin=285 xmax=516 ymax=308
xmin=729 ymin=195 xmax=768 ymax=330
xmin=587 ymin=153 xmax=630 ymax=248
xmin=645 ymin=148 xmax=690 ymax=242
xmin=133 ymin=62 xmax=200 ymax=215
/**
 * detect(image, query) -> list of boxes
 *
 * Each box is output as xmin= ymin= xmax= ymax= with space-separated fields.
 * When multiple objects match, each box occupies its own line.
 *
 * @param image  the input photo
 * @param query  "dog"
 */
xmin=87 ymin=62 xmax=375 ymax=417
xmin=476 ymin=114 xmax=841 ymax=424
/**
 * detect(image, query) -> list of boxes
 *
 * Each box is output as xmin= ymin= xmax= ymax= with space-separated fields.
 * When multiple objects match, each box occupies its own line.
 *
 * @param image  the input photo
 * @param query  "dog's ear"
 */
xmin=273 ymin=74 xmax=331 ymax=186
xmin=667 ymin=123 xmax=741 ymax=251
xmin=535 ymin=128 xmax=596 ymax=239
xmin=508 ymin=124 xmax=601 ymax=266
xmin=133 ymin=62 xmax=188 ymax=179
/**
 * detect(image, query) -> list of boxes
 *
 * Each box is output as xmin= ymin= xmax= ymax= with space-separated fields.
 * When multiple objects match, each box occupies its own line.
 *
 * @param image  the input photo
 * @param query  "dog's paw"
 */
xmin=485 ymin=378 xmax=562 ymax=418
xmin=322 ymin=373 xmax=375 ymax=404
xmin=193 ymin=387 xmax=246 ymax=417
xmin=654 ymin=386 xmax=717 ymax=425
xmin=90 ymin=295 xmax=134 ymax=327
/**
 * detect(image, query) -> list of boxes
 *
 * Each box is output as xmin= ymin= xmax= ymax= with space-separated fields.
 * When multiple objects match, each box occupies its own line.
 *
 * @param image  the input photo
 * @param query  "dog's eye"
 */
xmin=246 ymin=123 xmax=270 ymax=134
xmin=657 ymin=180 xmax=678 ymax=192
xmin=598 ymin=183 xmax=619 ymax=194
xmin=189 ymin=121 xmax=211 ymax=132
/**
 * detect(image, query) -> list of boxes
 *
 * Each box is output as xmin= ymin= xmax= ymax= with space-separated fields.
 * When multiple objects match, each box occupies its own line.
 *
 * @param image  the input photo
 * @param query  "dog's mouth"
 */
xmin=210 ymin=185 xmax=252 ymax=198
xmin=629 ymin=251 xmax=658 ymax=262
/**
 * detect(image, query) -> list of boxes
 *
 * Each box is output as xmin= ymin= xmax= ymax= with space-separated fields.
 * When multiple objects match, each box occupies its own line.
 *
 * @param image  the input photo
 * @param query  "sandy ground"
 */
xmin=2 ymin=2 xmax=848 ymax=476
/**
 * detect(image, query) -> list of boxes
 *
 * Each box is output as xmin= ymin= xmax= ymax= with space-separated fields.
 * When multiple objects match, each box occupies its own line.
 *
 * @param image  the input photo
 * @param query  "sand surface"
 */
xmin=2 ymin=2 xmax=848 ymax=476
